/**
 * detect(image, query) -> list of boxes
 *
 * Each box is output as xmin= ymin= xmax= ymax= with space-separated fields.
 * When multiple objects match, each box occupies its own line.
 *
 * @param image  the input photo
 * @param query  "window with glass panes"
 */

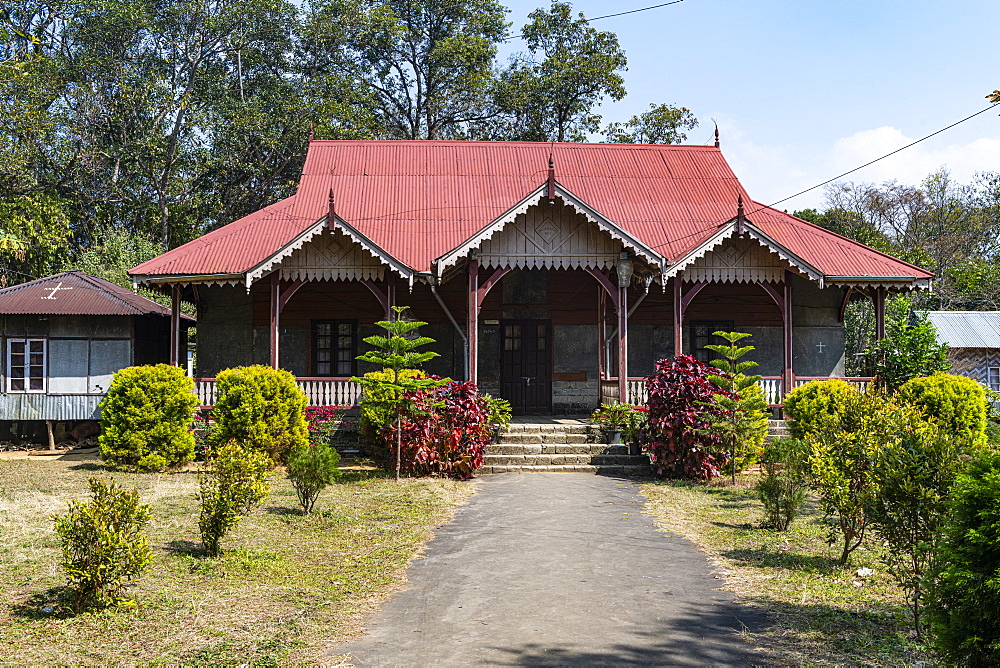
xmin=313 ymin=321 xmax=356 ymax=376
xmin=989 ymin=367 xmax=1000 ymax=392
xmin=689 ymin=320 xmax=734 ymax=364
xmin=7 ymin=339 xmax=46 ymax=392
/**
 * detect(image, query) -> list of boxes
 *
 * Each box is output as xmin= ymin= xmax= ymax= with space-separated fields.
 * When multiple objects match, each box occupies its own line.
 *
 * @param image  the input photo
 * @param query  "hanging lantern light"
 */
xmin=616 ymin=251 xmax=634 ymax=288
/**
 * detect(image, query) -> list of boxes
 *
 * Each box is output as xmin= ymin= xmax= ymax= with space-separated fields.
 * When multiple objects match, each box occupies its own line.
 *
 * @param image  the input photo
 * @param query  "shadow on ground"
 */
xmin=487 ymin=600 xmax=775 ymax=667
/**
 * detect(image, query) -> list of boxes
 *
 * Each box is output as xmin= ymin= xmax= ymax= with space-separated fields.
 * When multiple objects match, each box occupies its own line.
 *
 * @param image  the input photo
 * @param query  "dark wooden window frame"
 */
xmin=689 ymin=320 xmax=734 ymax=364
xmin=312 ymin=320 xmax=358 ymax=377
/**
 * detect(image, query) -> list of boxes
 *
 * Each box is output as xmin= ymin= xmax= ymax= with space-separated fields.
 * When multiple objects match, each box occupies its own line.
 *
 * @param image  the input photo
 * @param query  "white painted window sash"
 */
xmin=7 ymin=338 xmax=46 ymax=393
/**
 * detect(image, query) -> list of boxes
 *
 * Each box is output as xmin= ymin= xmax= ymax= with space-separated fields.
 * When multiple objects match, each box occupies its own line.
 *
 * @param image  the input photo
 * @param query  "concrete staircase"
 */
xmin=481 ymin=422 xmax=650 ymax=475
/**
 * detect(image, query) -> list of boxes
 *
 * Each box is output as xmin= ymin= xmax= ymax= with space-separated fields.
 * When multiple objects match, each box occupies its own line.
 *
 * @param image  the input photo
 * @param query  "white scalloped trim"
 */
xmin=741 ymin=226 xmax=825 ymax=285
xmin=245 ymin=220 xmax=328 ymax=287
xmin=828 ymin=277 xmax=931 ymax=291
xmin=666 ymin=221 xmax=825 ymax=286
xmin=663 ymin=224 xmax=736 ymax=277
xmin=244 ymin=216 xmax=411 ymax=288
xmin=435 ymin=183 xmax=666 ymax=277
xmin=436 ymin=184 xmax=549 ymax=276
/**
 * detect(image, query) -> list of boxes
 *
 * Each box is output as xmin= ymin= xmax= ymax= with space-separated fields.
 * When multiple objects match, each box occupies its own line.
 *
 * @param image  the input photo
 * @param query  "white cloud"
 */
xmin=720 ymin=122 xmax=1000 ymax=214
xmin=831 ymin=126 xmax=1000 ymax=187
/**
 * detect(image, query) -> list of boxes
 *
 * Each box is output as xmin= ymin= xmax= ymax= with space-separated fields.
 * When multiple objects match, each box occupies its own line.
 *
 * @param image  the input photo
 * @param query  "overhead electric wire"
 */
xmin=754 ymin=102 xmax=1000 ymax=214
xmin=501 ymin=0 xmax=685 ymax=42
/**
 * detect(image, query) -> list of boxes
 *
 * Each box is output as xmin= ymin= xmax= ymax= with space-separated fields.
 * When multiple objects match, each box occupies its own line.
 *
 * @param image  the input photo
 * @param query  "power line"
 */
xmin=756 ymin=102 xmax=1000 ymax=213
xmin=589 ymin=1 xmax=685 ymax=22
xmin=501 ymin=0 xmax=685 ymax=42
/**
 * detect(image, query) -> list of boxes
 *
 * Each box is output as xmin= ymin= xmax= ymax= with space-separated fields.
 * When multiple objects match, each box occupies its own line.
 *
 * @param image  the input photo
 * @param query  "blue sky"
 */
xmin=500 ymin=0 xmax=1000 ymax=211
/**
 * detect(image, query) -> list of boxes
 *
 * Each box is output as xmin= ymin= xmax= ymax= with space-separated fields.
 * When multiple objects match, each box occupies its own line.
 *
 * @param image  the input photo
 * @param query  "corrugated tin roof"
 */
xmin=922 ymin=311 xmax=1000 ymax=348
xmin=0 ymin=271 xmax=194 ymax=319
xmin=130 ymin=140 xmax=935 ymax=282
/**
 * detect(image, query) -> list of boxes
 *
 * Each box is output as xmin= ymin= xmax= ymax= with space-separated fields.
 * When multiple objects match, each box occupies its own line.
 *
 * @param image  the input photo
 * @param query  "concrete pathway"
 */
xmin=333 ymin=473 xmax=773 ymax=667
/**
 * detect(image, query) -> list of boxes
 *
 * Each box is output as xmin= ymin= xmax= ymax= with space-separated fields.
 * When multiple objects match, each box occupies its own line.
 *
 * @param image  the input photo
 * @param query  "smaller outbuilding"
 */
xmin=923 ymin=311 xmax=1000 ymax=391
xmin=0 ymin=270 xmax=194 ymax=445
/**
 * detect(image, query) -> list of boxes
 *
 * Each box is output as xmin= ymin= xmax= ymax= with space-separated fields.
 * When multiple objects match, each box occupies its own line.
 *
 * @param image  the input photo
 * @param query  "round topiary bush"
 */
xmin=898 ymin=373 xmax=987 ymax=449
xmin=207 ymin=365 xmax=309 ymax=463
xmin=98 ymin=364 xmax=199 ymax=471
xmin=782 ymin=378 xmax=861 ymax=439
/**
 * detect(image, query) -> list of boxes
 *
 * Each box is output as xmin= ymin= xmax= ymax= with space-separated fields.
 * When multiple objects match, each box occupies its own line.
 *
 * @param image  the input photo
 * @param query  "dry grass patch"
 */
xmin=641 ymin=477 xmax=931 ymax=666
xmin=0 ymin=458 xmax=474 ymax=663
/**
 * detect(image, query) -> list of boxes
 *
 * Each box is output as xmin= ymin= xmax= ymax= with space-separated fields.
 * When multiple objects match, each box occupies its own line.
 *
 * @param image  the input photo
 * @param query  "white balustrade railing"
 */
xmin=194 ymin=377 xmax=362 ymax=407
xmin=760 ymin=377 xmax=783 ymax=406
xmin=627 ymin=379 xmax=648 ymax=405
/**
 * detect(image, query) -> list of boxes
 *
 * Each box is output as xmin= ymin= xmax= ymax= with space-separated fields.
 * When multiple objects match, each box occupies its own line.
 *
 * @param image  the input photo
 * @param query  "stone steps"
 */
xmin=480 ymin=464 xmax=652 ymax=475
xmin=766 ymin=418 xmax=791 ymax=442
xmin=482 ymin=421 xmax=649 ymax=475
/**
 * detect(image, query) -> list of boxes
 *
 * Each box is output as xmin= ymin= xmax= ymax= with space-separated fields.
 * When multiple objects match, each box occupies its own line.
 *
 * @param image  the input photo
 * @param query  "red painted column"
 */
xmin=874 ymin=287 xmax=886 ymax=340
xmin=618 ymin=285 xmax=628 ymax=405
xmin=673 ymin=276 xmax=683 ymax=357
xmin=170 ymin=285 xmax=181 ymax=367
xmin=597 ymin=286 xmax=606 ymax=380
xmin=270 ymin=273 xmax=280 ymax=369
xmin=467 ymin=259 xmax=479 ymax=385
xmin=783 ymin=271 xmax=794 ymax=395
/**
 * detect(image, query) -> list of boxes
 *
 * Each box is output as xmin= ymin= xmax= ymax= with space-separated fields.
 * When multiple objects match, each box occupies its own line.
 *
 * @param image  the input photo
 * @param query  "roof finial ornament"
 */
xmin=547 ymin=153 xmax=556 ymax=204
xmin=736 ymin=194 xmax=746 ymax=236
xmin=309 ymin=122 xmax=314 ymax=142
xmin=328 ymin=187 xmax=335 ymax=228
xmin=714 ymin=121 xmax=720 ymax=149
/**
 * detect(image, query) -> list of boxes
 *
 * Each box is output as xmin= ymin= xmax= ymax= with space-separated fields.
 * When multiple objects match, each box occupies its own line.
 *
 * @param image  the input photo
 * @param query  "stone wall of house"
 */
xmin=196 ymin=285 xmax=258 ymax=376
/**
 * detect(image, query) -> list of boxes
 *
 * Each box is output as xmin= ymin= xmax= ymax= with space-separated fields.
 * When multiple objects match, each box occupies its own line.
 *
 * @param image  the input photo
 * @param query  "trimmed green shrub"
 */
xmin=208 ymin=365 xmax=308 ymax=463
xmin=898 ymin=373 xmax=988 ymax=449
xmin=927 ymin=450 xmax=1000 ymax=665
xmin=52 ymin=478 xmax=153 ymax=612
xmin=358 ymin=368 xmax=424 ymax=458
xmin=198 ymin=441 xmax=272 ymax=557
xmin=98 ymin=364 xmax=199 ymax=471
xmin=782 ymin=378 xmax=861 ymax=439
xmin=287 ymin=443 xmax=341 ymax=513
xmin=756 ymin=437 xmax=809 ymax=531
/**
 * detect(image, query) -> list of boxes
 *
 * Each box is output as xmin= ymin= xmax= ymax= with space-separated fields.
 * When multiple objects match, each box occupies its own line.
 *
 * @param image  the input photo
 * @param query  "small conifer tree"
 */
xmin=352 ymin=306 xmax=447 ymax=480
xmin=700 ymin=331 xmax=770 ymax=484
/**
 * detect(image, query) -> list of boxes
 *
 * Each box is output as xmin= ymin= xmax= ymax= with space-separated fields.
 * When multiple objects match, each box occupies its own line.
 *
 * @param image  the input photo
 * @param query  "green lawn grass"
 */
xmin=0 ymin=458 xmax=473 ymax=663
xmin=641 ymin=477 xmax=932 ymax=667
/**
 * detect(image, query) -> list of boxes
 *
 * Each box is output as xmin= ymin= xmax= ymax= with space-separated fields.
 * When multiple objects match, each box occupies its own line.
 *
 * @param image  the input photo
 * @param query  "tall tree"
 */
xmin=487 ymin=1 xmax=626 ymax=142
xmin=305 ymin=0 xmax=509 ymax=140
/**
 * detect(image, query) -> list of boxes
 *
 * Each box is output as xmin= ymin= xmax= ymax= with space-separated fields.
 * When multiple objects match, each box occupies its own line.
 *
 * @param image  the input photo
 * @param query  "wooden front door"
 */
xmin=500 ymin=319 xmax=552 ymax=415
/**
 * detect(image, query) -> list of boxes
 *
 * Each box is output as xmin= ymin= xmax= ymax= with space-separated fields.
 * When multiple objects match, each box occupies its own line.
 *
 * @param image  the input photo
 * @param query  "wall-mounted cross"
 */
xmin=42 ymin=282 xmax=73 ymax=300
xmin=817 ymin=341 xmax=826 ymax=353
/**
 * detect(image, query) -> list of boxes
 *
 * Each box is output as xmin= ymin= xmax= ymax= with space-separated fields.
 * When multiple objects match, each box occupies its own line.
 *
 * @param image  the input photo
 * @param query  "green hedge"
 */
xmin=98 ymin=364 xmax=198 ymax=471
xmin=782 ymin=379 xmax=861 ymax=439
xmin=208 ymin=365 xmax=309 ymax=463
xmin=898 ymin=373 xmax=987 ymax=448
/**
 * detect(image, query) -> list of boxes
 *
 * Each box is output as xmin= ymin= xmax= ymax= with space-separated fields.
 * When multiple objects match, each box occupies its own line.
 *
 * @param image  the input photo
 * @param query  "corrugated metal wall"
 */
xmin=0 ymin=394 xmax=102 ymax=421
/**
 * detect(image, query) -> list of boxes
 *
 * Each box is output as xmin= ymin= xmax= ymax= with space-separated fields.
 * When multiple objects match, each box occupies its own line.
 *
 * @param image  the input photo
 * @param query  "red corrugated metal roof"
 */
xmin=0 ymin=271 xmax=195 ymax=318
xmin=130 ymin=140 xmax=934 ymax=281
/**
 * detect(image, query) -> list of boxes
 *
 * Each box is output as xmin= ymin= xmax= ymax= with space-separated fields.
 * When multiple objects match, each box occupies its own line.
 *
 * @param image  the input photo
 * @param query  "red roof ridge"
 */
xmin=305 ymin=138 xmax=718 ymax=150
